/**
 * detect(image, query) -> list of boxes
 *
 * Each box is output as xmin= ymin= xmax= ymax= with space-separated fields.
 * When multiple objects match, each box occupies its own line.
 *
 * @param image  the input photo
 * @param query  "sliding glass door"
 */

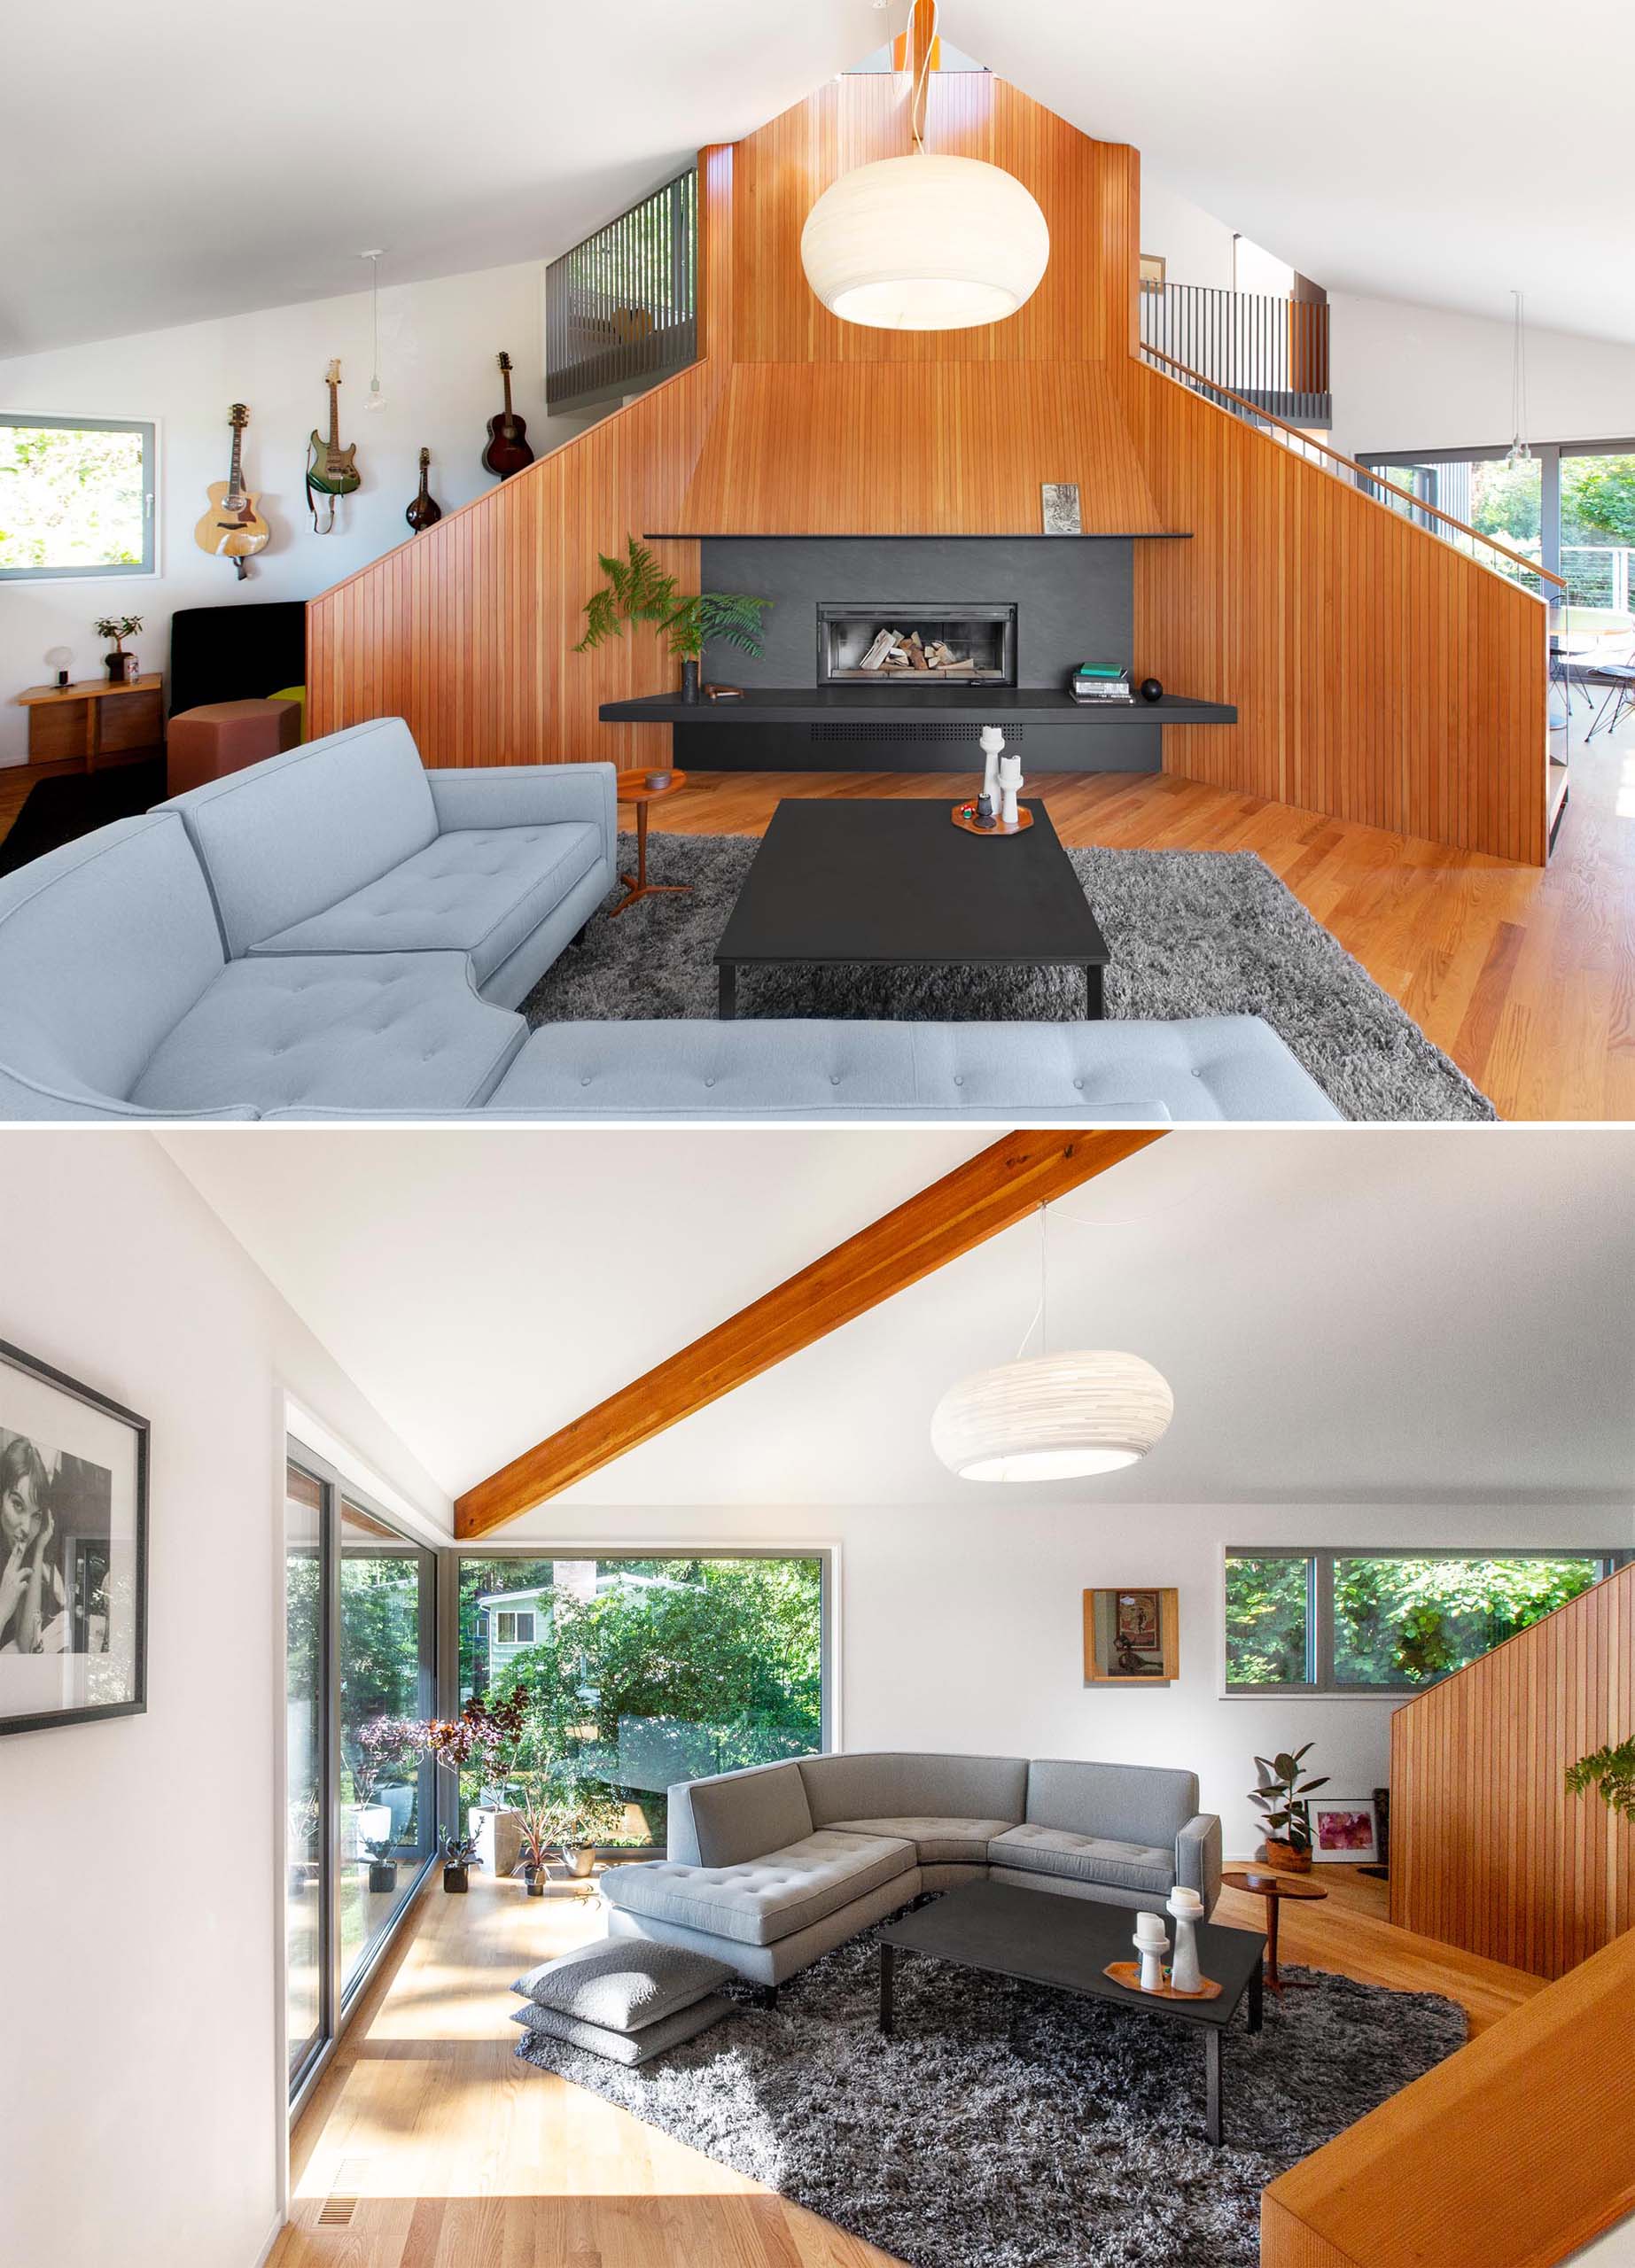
xmin=284 ymin=1449 xmax=437 ymax=2108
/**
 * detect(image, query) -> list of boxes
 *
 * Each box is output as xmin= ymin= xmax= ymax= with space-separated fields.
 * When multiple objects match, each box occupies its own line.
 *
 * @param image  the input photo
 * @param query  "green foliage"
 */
xmin=1469 ymin=462 xmax=1541 ymax=545
xmin=1562 ymin=455 xmax=1635 ymax=548
xmin=1226 ymin=1554 xmax=1600 ymax=1690
xmin=1565 ymin=1736 xmax=1635 ymax=1822
xmin=1248 ymin=1744 xmax=1328 ymax=1851
xmin=575 ymin=533 xmax=770 ymax=663
xmin=92 ymin=613 xmax=143 ymax=645
xmin=0 ymin=424 xmax=144 ymax=572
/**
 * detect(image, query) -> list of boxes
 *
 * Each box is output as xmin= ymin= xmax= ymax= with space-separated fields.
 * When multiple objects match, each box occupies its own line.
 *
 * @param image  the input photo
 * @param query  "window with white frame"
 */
xmin=494 ymin=1610 xmax=536 ymax=1646
xmin=0 ymin=414 xmax=156 ymax=580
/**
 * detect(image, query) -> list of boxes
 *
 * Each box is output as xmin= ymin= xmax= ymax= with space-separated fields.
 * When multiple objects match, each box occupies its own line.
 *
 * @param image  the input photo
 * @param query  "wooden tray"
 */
xmin=951 ymin=801 xmax=1032 ymax=837
xmin=1103 ymin=1960 xmax=1222 ymax=2002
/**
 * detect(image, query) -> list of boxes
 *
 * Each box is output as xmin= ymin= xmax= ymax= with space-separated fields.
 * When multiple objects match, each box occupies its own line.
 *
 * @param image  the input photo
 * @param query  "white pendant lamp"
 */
xmin=930 ymin=1208 xmax=1173 ymax=1482
xmin=800 ymin=2 xmax=1048 ymax=331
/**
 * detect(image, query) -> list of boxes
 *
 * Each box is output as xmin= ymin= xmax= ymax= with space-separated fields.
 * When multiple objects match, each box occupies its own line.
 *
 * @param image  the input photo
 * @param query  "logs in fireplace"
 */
xmin=817 ymin=601 xmax=1016 ymax=688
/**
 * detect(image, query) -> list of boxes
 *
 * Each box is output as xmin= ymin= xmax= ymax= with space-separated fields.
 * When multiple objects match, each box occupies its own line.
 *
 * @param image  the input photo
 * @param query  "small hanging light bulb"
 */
xmin=1505 ymin=290 xmax=1531 ymax=469
xmin=362 ymin=250 xmax=388 ymax=411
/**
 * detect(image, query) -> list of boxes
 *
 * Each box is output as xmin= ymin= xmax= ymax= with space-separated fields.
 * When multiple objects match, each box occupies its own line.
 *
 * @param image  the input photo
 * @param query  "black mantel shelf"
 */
xmin=643 ymin=531 xmax=1193 ymax=542
xmin=598 ymin=687 xmax=1236 ymax=726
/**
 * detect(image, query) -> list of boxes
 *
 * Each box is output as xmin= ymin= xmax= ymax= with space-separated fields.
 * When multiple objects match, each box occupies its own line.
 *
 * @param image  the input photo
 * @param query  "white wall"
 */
xmin=1330 ymin=291 xmax=1635 ymax=461
xmin=0 ymin=261 xmax=600 ymax=765
xmin=1137 ymin=173 xmax=1235 ymax=291
xmin=0 ymin=1132 xmax=450 ymax=2268
xmin=506 ymin=1495 xmax=1631 ymax=1859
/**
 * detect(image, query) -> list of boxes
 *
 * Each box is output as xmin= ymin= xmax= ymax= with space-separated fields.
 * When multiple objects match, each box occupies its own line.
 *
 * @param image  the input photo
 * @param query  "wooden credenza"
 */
xmin=13 ymin=673 xmax=164 ymax=771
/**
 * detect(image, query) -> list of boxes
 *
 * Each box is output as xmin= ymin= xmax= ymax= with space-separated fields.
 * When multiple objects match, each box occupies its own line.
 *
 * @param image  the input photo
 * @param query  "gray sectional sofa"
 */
xmin=0 ymin=718 xmax=1340 ymax=1122
xmin=600 ymin=1751 xmax=1223 ymax=1985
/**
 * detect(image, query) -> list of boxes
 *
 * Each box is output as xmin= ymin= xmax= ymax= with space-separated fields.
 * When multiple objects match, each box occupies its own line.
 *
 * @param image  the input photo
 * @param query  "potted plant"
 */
xmin=1249 ymin=1744 xmax=1328 ymax=1872
xmin=575 ymin=534 xmax=770 ymax=703
xmin=92 ymin=614 xmax=144 ymax=685
xmin=439 ymin=1828 xmax=482 ymax=1892
xmin=1566 ymin=1736 xmax=1635 ymax=1821
xmin=414 ymin=1686 xmax=531 ymax=1885
xmin=512 ymin=1783 xmax=558 ymax=1896
xmin=362 ymin=1833 xmax=399 ymax=1895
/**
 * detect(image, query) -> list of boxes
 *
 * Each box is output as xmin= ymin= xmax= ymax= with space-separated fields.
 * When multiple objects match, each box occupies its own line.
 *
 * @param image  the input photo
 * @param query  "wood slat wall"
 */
xmin=1119 ymin=358 xmax=1550 ymax=861
xmin=1260 ymin=1922 xmax=1635 ymax=2268
xmin=306 ymin=53 xmax=1548 ymax=860
xmin=1390 ymin=1561 xmax=1634 ymax=1979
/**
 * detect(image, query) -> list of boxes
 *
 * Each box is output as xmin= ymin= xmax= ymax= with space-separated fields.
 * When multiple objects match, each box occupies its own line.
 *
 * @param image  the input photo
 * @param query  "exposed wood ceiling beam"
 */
xmin=454 ymin=1127 xmax=1167 ymax=1537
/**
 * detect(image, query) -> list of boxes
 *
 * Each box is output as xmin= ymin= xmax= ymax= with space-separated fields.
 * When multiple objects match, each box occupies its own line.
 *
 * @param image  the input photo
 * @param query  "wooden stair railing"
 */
xmin=1260 ymin=1922 xmax=1635 ymax=2268
xmin=1138 ymin=343 xmax=1567 ymax=592
xmin=1390 ymin=1560 xmax=1635 ymax=1980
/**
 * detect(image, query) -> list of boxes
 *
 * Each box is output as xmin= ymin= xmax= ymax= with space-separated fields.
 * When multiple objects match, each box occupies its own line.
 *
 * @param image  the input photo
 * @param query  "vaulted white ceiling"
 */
xmin=4 ymin=0 xmax=1630 ymax=359
xmin=160 ymin=1128 xmax=1635 ymax=1512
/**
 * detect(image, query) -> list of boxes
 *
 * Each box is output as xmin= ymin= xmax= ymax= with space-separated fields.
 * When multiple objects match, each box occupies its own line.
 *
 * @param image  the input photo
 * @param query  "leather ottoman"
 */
xmin=167 ymin=696 xmax=300 ymax=796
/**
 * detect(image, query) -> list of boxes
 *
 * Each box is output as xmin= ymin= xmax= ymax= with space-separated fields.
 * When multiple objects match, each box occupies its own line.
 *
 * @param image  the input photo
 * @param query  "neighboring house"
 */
xmin=475 ymin=1564 xmax=682 ymax=1686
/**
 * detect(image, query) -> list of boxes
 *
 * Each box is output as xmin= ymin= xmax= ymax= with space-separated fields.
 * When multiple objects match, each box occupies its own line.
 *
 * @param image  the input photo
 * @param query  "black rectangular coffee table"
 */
xmin=712 ymin=798 xmax=1110 ymax=1020
xmin=876 ymin=1881 xmax=1264 ymax=2148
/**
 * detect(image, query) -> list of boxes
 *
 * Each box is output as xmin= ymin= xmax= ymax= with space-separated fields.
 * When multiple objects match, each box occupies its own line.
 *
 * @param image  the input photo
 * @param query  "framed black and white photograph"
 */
xmin=0 ymin=1339 xmax=147 ymax=1736
xmin=1040 ymin=481 xmax=1082 ymax=535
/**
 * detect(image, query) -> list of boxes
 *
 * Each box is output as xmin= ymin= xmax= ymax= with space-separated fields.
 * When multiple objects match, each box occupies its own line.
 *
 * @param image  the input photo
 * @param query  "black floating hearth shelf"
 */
xmin=642 ymin=531 xmax=1194 ymax=542
xmin=598 ymin=687 xmax=1236 ymax=726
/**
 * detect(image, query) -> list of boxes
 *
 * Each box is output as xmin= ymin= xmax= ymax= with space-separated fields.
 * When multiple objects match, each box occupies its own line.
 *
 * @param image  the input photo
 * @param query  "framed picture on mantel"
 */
xmin=1083 ymin=1587 xmax=1179 ymax=1684
xmin=0 ymin=1338 xmax=148 ymax=1736
xmin=1041 ymin=481 xmax=1082 ymax=535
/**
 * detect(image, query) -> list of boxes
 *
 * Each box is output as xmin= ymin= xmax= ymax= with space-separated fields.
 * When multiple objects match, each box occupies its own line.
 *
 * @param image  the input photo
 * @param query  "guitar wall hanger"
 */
xmin=195 ymin=403 xmax=269 ymax=579
xmin=306 ymin=358 xmax=361 ymax=532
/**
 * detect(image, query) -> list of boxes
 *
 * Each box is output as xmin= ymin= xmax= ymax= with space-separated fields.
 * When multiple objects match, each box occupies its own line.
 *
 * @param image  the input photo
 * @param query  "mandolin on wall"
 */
xmin=405 ymin=447 xmax=442 ymax=532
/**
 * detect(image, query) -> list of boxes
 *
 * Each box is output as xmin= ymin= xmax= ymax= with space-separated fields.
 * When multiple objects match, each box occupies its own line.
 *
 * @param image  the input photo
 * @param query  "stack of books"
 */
xmin=1069 ymin=663 xmax=1133 ymax=704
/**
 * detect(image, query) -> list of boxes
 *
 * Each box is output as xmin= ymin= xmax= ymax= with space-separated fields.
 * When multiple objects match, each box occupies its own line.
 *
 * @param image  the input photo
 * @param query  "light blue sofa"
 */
xmin=600 ymin=1751 xmax=1223 ymax=1986
xmin=0 ymin=718 xmax=1340 ymax=1122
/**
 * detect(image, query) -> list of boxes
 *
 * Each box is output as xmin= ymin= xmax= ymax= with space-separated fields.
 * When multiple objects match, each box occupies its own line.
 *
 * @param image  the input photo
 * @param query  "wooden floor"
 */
xmin=4 ymin=710 xmax=1629 ymax=1121
xmin=642 ymin=711 xmax=1635 ymax=1124
xmin=273 ymin=1865 xmax=1542 ymax=2268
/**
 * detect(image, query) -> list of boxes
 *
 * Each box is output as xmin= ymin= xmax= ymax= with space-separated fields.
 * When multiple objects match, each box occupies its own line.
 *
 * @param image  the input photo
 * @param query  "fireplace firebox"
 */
xmin=816 ymin=601 xmax=1016 ymax=687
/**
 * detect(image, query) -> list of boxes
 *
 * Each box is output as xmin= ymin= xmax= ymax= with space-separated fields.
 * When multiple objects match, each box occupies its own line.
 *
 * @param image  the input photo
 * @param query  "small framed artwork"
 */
xmin=0 ymin=1338 xmax=148 ymax=1736
xmin=1084 ymin=1587 xmax=1179 ymax=1683
xmin=1139 ymin=252 xmax=1167 ymax=292
xmin=1041 ymin=482 xmax=1082 ymax=535
xmin=1308 ymin=1796 xmax=1380 ymax=1865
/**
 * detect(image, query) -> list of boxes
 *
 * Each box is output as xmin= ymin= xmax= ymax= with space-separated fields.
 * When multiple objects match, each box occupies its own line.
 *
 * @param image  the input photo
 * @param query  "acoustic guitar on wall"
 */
xmin=194 ymin=403 xmax=269 ymax=579
xmin=306 ymin=359 xmax=361 ymax=531
xmin=481 ymin=351 xmax=533 ymax=479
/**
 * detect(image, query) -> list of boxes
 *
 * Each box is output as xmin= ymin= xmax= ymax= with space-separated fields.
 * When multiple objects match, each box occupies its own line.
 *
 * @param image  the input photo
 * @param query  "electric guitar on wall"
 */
xmin=306 ymin=359 xmax=361 ymax=530
xmin=194 ymin=403 xmax=269 ymax=579
xmin=481 ymin=351 xmax=534 ymax=479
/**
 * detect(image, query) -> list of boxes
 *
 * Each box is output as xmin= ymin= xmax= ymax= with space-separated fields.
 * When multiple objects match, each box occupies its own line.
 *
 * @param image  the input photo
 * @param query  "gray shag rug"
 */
xmin=522 ymin=829 xmax=1494 ymax=1122
xmin=515 ymin=1923 xmax=1467 ymax=2268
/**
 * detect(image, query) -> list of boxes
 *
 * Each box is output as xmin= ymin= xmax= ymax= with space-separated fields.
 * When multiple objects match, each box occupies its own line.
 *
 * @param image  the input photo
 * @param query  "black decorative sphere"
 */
xmin=1138 ymin=677 xmax=1164 ymax=704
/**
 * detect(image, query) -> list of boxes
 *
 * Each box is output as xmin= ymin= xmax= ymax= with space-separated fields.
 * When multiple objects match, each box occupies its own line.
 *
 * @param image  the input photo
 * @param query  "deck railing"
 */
xmin=545 ymin=168 xmax=698 ymax=415
xmin=1140 ymin=283 xmax=1331 ymax=426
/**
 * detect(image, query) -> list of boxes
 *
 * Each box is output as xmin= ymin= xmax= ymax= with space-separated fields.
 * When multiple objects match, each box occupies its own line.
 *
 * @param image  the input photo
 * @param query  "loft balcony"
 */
xmin=1140 ymin=282 xmax=1332 ymax=429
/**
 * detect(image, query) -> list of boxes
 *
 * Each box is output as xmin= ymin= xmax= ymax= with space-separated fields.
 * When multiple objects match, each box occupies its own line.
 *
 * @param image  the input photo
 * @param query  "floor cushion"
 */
xmin=824 ymin=1816 xmax=1018 ymax=1867
xmin=128 ymin=951 xmax=524 ymax=1114
xmin=513 ymin=1938 xmax=732 ymax=2031
xmin=248 ymin=823 xmax=603 ymax=984
xmin=510 ymin=1992 xmax=737 ymax=2067
xmin=988 ymin=1822 xmax=1174 ymax=1899
xmin=598 ymin=1831 xmax=913 ymax=1948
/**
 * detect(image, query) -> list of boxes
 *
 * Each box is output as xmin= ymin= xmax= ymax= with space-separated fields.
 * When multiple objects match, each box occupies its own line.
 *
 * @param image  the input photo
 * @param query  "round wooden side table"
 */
xmin=1221 ymin=1868 xmax=1328 ymax=1993
xmin=612 ymin=767 xmax=689 ymax=916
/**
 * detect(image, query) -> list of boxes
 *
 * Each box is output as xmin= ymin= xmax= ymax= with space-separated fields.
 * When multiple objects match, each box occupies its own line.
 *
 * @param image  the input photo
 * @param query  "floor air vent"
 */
xmin=808 ymin=722 xmax=1024 ymax=744
xmin=317 ymin=2157 xmax=370 ymax=2227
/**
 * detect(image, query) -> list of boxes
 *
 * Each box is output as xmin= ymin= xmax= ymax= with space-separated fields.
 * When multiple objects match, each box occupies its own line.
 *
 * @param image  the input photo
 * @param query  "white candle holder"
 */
xmin=1133 ymin=1910 xmax=1169 ymax=1993
xmin=1166 ymin=1887 xmax=1204 ymax=1993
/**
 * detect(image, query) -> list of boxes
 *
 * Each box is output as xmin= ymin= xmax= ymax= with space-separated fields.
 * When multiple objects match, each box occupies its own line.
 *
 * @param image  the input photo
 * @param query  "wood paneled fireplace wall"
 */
xmin=307 ymin=59 xmax=1548 ymax=861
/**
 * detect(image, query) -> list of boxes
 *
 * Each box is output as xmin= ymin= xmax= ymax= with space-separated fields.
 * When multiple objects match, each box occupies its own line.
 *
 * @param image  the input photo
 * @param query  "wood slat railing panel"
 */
xmin=1390 ymin=1562 xmax=1634 ymax=1979
xmin=1120 ymin=355 xmax=1549 ymax=861
xmin=1261 ymin=1923 xmax=1635 ymax=2268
